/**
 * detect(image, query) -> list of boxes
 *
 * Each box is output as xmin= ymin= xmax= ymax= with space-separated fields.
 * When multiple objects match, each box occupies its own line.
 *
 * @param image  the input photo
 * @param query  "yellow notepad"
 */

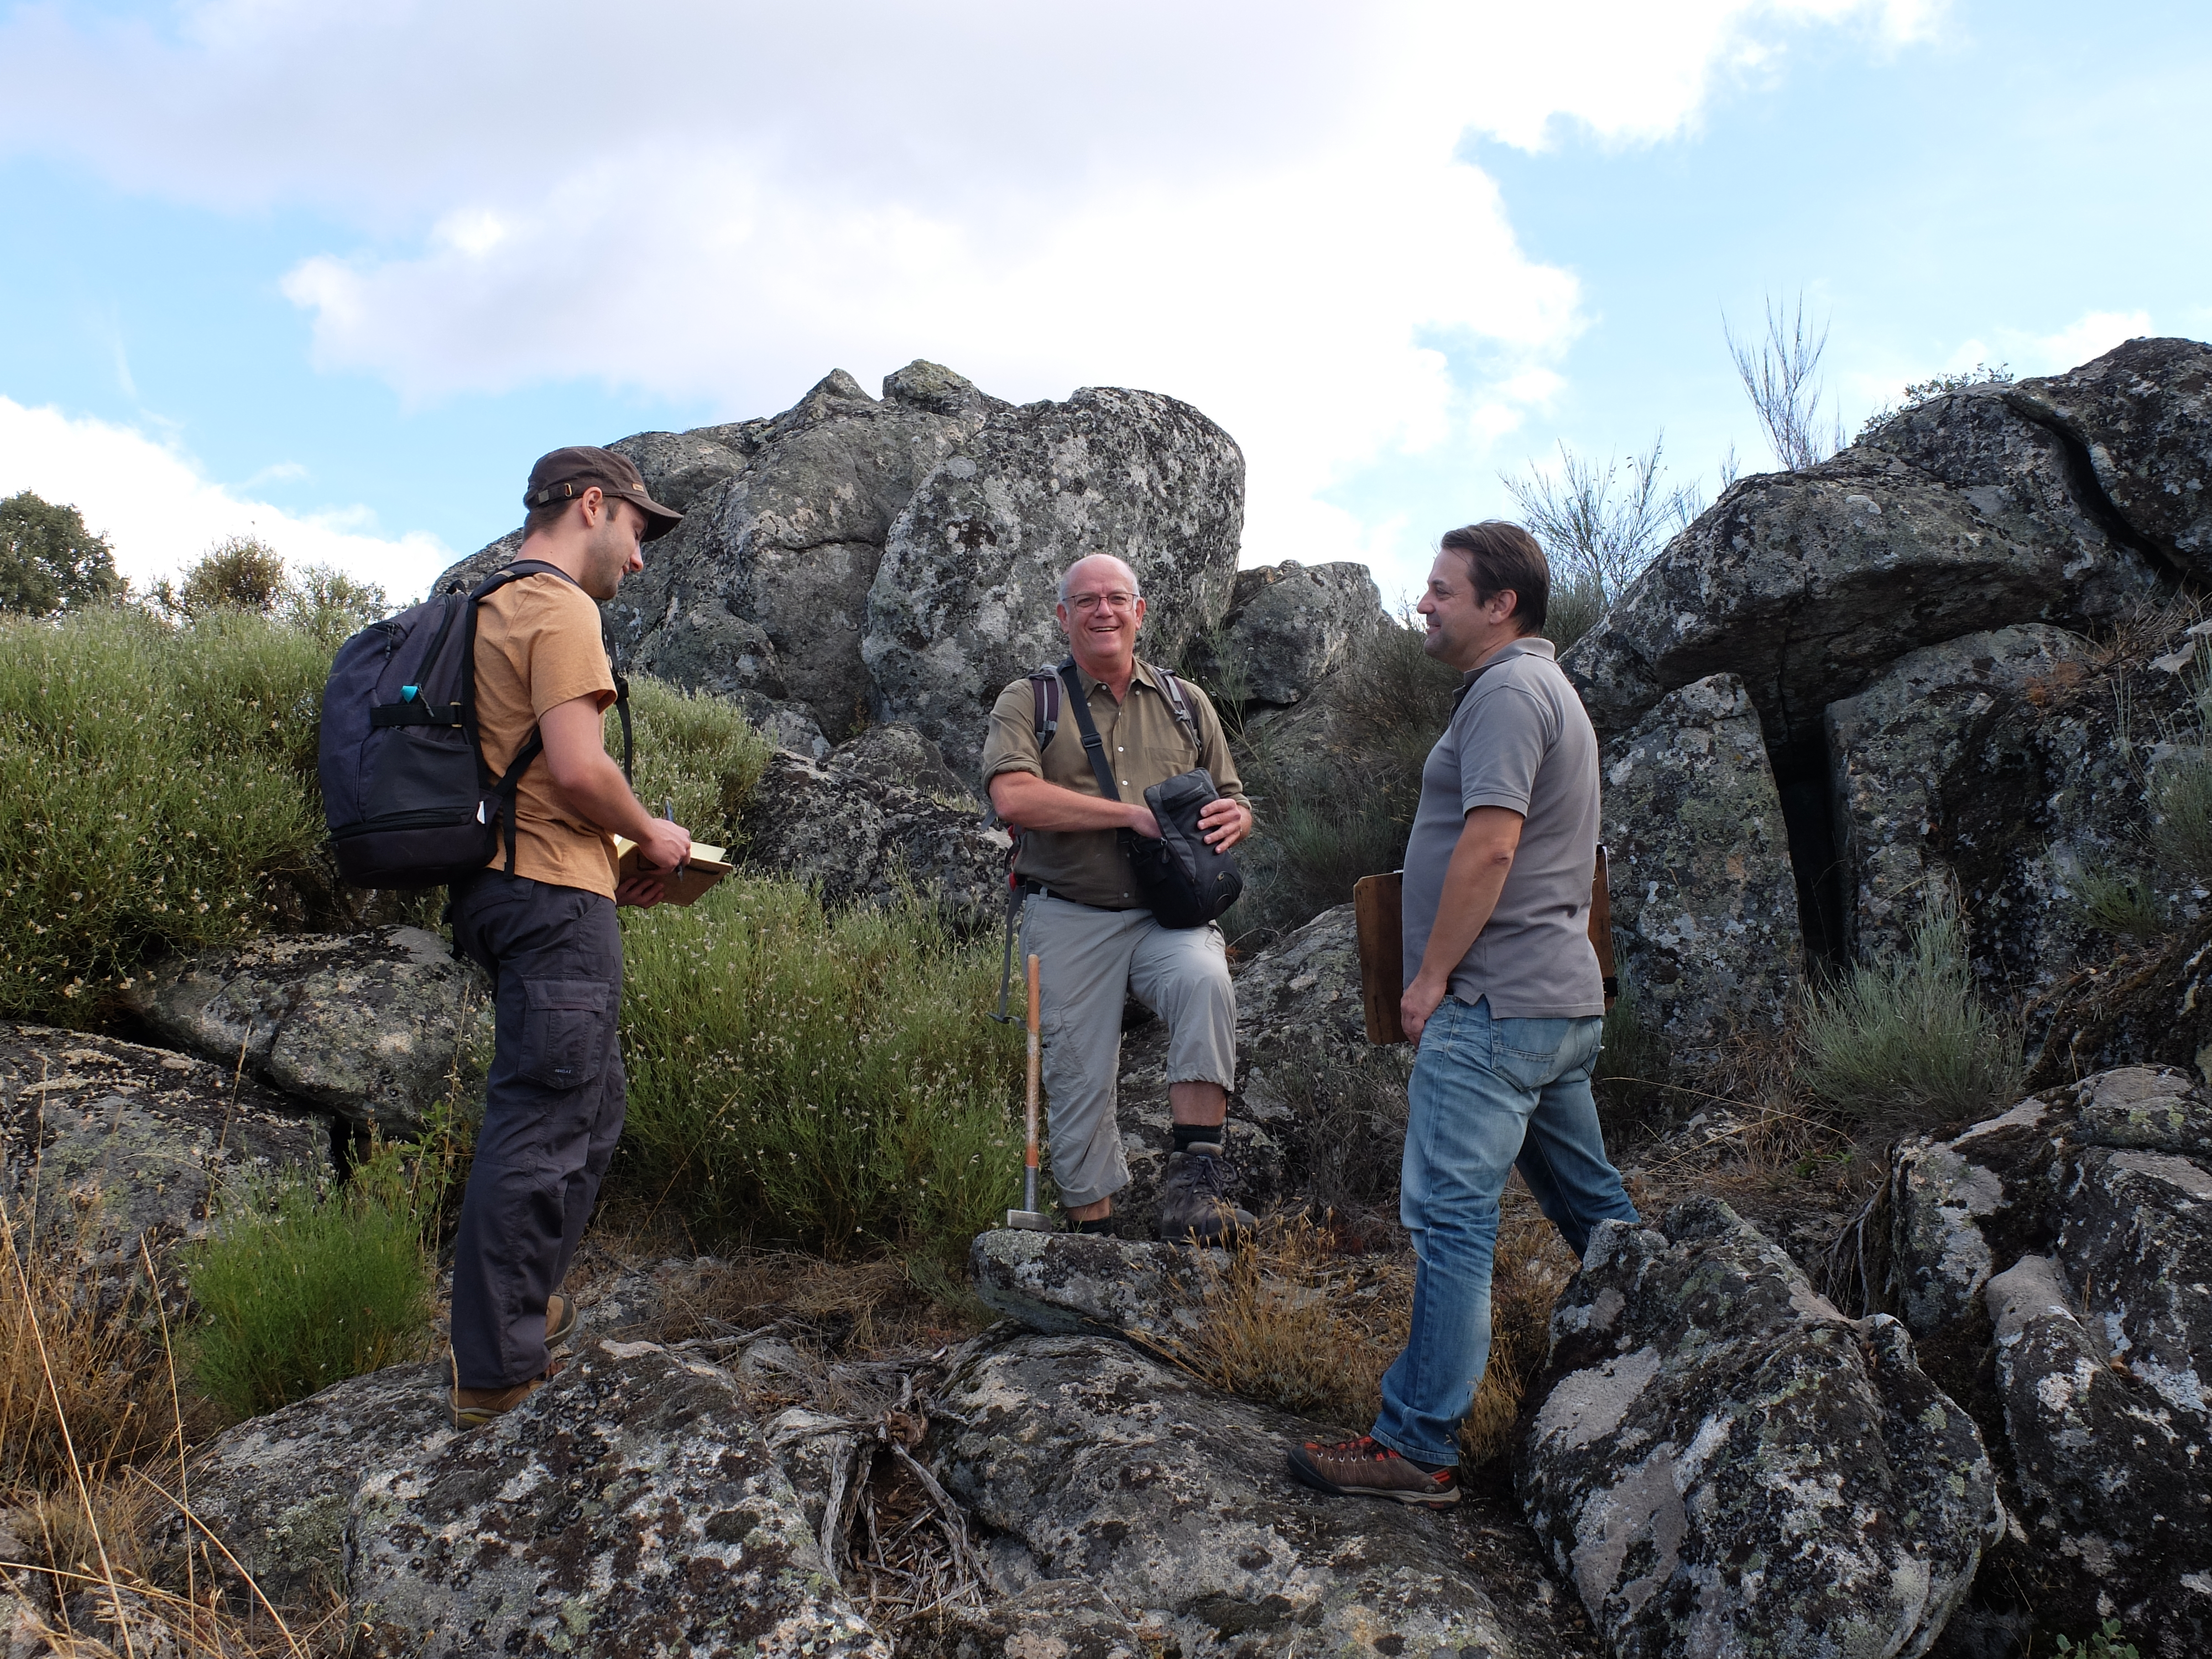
xmin=612 ymin=838 xmax=734 ymax=907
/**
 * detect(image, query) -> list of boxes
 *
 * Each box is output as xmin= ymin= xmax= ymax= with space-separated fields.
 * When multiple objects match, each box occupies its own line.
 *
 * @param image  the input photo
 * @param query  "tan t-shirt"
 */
xmin=979 ymin=660 xmax=1248 ymax=909
xmin=473 ymin=571 xmax=619 ymax=896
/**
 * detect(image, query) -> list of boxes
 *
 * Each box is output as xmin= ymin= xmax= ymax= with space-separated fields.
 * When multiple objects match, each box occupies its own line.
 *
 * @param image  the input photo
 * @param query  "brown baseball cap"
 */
xmin=523 ymin=446 xmax=685 ymax=541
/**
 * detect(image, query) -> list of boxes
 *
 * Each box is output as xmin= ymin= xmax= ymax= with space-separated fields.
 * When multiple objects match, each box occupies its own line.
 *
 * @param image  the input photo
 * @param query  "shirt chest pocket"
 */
xmin=520 ymin=978 xmax=612 ymax=1091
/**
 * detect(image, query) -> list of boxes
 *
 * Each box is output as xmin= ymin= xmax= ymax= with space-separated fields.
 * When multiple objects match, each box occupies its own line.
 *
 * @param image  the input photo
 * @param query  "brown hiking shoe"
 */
xmin=1156 ymin=1142 xmax=1255 ymax=1245
xmin=1286 ymin=1434 xmax=1461 ymax=1507
xmin=450 ymin=1359 xmax=558 ymax=1430
xmin=444 ymin=1294 xmax=578 ymax=1386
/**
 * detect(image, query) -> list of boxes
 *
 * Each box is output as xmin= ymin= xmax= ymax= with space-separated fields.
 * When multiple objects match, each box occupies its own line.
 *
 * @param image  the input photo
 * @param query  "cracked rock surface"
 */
xmin=1516 ymin=1197 xmax=1999 ymax=1659
xmin=119 ymin=925 xmax=491 ymax=1136
xmin=347 ymin=1338 xmax=885 ymax=1659
xmin=937 ymin=1329 xmax=1593 ymax=1659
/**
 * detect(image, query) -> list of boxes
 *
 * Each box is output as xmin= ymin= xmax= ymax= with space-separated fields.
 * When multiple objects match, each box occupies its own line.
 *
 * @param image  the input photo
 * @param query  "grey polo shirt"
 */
xmin=1400 ymin=635 xmax=1604 ymax=1019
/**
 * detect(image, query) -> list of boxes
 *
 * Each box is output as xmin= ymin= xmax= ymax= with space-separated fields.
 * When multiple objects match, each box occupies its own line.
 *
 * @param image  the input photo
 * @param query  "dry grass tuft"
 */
xmin=1 ymin=1199 xmax=195 ymax=1495
xmin=1164 ymin=1187 xmax=1578 ymax=1469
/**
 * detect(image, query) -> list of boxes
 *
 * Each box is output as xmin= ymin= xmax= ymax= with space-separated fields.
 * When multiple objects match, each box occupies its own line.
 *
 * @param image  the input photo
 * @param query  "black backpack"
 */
xmin=319 ymin=560 xmax=630 ymax=890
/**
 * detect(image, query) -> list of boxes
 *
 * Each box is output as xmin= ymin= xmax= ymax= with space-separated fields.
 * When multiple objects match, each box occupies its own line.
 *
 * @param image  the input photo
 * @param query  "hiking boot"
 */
xmin=444 ymin=1294 xmax=577 ymax=1385
xmin=450 ymin=1373 xmax=550 ymax=1430
xmin=1156 ymin=1142 xmax=1255 ymax=1245
xmin=1286 ymin=1434 xmax=1461 ymax=1507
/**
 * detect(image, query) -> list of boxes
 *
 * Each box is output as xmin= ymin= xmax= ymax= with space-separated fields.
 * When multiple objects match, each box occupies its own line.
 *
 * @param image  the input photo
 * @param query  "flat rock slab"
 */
xmin=120 ymin=926 xmax=492 ymax=1136
xmin=1516 ymin=1197 xmax=1999 ymax=1659
xmin=154 ymin=1360 xmax=454 ymax=1612
xmin=937 ymin=1330 xmax=1591 ymax=1659
xmin=969 ymin=1229 xmax=1207 ymax=1342
xmin=348 ymin=1338 xmax=886 ymax=1659
xmin=0 ymin=1023 xmax=332 ymax=1266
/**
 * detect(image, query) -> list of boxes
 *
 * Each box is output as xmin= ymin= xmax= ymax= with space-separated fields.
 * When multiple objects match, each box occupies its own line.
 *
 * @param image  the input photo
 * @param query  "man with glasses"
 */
xmin=981 ymin=554 xmax=1256 ymax=1243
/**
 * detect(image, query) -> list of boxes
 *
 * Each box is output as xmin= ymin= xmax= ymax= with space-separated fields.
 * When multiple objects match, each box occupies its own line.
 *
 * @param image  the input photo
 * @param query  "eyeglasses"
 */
xmin=1066 ymin=591 xmax=1140 ymax=614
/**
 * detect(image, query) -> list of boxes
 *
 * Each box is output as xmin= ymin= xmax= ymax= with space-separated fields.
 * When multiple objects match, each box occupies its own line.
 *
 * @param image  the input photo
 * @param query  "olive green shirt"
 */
xmin=980 ymin=660 xmax=1249 ymax=909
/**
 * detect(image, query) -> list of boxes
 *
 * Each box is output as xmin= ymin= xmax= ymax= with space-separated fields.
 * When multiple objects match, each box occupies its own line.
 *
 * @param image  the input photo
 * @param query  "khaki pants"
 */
xmin=1020 ymin=894 xmax=1236 ymax=1209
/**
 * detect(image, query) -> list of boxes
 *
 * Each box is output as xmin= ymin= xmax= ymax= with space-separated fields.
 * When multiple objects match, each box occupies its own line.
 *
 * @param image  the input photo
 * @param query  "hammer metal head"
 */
xmin=1004 ymin=1209 xmax=1054 ymax=1232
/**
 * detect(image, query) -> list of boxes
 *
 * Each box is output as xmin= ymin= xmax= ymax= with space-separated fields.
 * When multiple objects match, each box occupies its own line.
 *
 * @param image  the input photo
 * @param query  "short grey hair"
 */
xmin=1056 ymin=555 xmax=1144 ymax=604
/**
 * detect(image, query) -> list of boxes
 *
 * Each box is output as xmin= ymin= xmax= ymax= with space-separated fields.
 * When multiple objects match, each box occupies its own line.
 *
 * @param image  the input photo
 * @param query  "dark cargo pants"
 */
xmin=448 ymin=872 xmax=625 ymax=1390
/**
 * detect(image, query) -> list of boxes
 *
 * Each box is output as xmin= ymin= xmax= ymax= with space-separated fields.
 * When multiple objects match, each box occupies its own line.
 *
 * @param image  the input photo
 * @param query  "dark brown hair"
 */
xmin=1438 ymin=520 xmax=1548 ymax=635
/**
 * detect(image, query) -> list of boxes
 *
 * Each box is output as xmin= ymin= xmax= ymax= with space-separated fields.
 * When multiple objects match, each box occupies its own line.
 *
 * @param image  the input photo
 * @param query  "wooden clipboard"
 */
xmin=1352 ymin=847 xmax=1617 ymax=1046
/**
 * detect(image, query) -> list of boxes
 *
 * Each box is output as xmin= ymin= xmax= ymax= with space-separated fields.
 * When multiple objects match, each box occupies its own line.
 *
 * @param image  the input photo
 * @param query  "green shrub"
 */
xmin=2053 ymin=1620 xmax=2140 ymax=1659
xmin=609 ymin=676 xmax=773 ymax=851
xmin=1595 ymin=976 xmax=1670 ymax=1117
xmin=1798 ymin=899 xmax=2023 ymax=1129
xmin=617 ymin=875 xmax=1024 ymax=1260
xmin=2151 ymin=752 xmax=2212 ymax=884
xmin=0 ymin=606 xmax=331 ymax=1020
xmin=2069 ymin=860 xmax=2169 ymax=940
xmin=185 ymin=1140 xmax=444 ymax=1420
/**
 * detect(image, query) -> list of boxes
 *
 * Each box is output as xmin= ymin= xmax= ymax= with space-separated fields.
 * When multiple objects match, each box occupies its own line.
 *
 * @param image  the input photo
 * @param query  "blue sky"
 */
xmin=0 ymin=0 xmax=2204 ymax=607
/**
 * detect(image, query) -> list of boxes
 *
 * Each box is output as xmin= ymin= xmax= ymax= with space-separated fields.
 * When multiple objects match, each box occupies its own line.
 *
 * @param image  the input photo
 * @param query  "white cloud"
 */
xmin=2029 ymin=310 xmax=2155 ymax=375
xmin=0 ymin=398 xmax=453 ymax=601
xmin=0 ymin=0 xmax=1942 ymax=575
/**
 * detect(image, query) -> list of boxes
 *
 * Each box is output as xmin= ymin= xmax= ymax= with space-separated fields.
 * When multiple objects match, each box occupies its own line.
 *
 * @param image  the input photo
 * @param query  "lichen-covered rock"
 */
xmin=1882 ymin=1092 xmax=2073 ymax=1338
xmin=1187 ymin=561 xmax=1385 ymax=708
xmin=1868 ymin=1067 xmax=2212 ymax=1651
xmin=1599 ymin=675 xmax=1801 ymax=1073
xmin=118 ymin=926 xmax=491 ymax=1136
xmin=1233 ymin=902 xmax=1370 ymax=1083
xmin=738 ymin=748 xmax=1010 ymax=927
xmin=1561 ymin=431 xmax=2158 ymax=746
xmin=1516 ymin=1197 xmax=1999 ymax=1659
xmin=347 ymin=1338 xmax=885 ymax=1659
xmin=2005 ymin=336 xmax=2212 ymax=584
xmin=937 ymin=1331 xmax=1587 ymax=1659
xmin=1985 ymin=1256 xmax=2212 ymax=1652
xmin=865 ymin=387 xmax=1244 ymax=777
xmin=153 ymin=1361 xmax=452 ymax=1611
xmin=968 ymin=1230 xmax=1206 ymax=1342
xmin=0 ymin=1025 xmax=332 ymax=1269
xmin=951 ymin=1578 xmax=1159 ymax=1659
xmin=827 ymin=721 xmax=969 ymax=801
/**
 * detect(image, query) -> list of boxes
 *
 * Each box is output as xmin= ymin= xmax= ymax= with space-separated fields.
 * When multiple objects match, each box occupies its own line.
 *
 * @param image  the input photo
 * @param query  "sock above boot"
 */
xmin=1172 ymin=1123 xmax=1224 ymax=1156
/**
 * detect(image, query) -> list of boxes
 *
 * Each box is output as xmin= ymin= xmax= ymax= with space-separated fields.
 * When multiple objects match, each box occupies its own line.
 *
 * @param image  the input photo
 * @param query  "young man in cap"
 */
xmin=980 ymin=552 xmax=1256 ymax=1243
xmin=447 ymin=445 xmax=694 ymax=1428
xmin=1287 ymin=522 xmax=1639 ymax=1505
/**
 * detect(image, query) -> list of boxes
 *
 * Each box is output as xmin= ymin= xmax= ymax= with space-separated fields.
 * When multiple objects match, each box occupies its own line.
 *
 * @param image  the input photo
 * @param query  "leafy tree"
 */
xmin=0 ymin=491 xmax=122 ymax=617
xmin=151 ymin=535 xmax=289 ymax=619
xmin=280 ymin=564 xmax=390 ymax=642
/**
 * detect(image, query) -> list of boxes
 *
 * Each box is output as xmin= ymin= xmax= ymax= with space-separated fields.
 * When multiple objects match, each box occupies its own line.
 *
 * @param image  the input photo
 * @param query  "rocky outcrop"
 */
xmin=434 ymin=364 xmax=1245 ymax=768
xmin=154 ymin=1360 xmax=452 ymax=1610
xmin=118 ymin=926 xmax=490 ymax=1137
xmin=0 ymin=1024 xmax=332 ymax=1269
xmin=1187 ymin=561 xmax=1385 ymax=709
xmin=2004 ymin=336 xmax=2212 ymax=584
xmin=1866 ymin=1067 xmax=2212 ymax=1651
xmin=738 ymin=748 xmax=1009 ymax=926
xmin=1517 ymin=1197 xmax=1999 ymax=1659
xmin=968 ymin=1229 xmax=1207 ymax=1343
xmin=1561 ymin=378 xmax=2164 ymax=746
xmin=1599 ymin=675 xmax=1802 ymax=1074
xmin=950 ymin=1578 xmax=1162 ymax=1659
xmin=937 ymin=1330 xmax=1589 ymax=1659
xmin=348 ymin=1339 xmax=885 ymax=1659
xmin=866 ymin=387 xmax=1244 ymax=775
xmin=827 ymin=721 xmax=970 ymax=801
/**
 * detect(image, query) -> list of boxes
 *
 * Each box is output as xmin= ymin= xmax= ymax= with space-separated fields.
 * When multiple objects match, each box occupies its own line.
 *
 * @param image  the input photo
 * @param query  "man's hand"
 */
xmin=541 ymin=696 xmax=693 ymax=897
xmin=991 ymin=770 xmax=1159 ymax=838
xmin=1401 ymin=968 xmax=1451 ymax=1045
xmin=1198 ymin=795 xmax=1253 ymax=851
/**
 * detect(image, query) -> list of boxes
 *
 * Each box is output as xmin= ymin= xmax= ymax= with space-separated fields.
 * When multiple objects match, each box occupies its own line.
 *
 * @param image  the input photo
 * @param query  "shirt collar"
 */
xmin=1073 ymin=658 xmax=1163 ymax=697
xmin=1453 ymin=634 xmax=1554 ymax=707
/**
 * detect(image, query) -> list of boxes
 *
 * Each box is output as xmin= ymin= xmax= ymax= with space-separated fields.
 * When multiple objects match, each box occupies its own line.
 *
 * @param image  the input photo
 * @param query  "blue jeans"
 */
xmin=1371 ymin=995 xmax=1640 ymax=1467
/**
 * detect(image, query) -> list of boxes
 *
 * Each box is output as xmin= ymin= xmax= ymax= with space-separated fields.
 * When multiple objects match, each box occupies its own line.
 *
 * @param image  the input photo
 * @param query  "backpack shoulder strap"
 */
xmin=1149 ymin=663 xmax=1201 ymax=747
xmin=1027 ymin=662 xmax=1063 ymax=747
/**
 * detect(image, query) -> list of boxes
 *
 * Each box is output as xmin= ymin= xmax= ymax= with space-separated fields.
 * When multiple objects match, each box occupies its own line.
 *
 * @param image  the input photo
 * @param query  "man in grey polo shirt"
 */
xmin=1288 ymin=520 xmax=1640 ymax=1506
